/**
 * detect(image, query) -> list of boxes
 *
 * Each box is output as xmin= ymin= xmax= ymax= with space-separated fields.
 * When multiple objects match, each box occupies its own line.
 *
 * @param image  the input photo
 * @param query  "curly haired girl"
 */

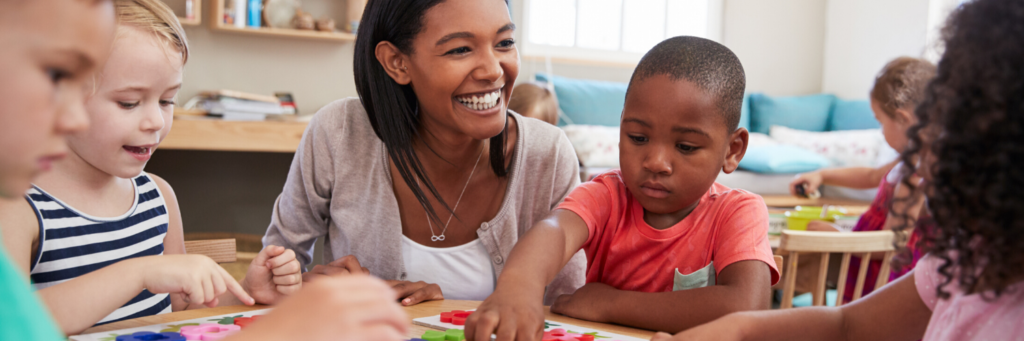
xmin=653 ymin=0 xmax=1024 ymax=339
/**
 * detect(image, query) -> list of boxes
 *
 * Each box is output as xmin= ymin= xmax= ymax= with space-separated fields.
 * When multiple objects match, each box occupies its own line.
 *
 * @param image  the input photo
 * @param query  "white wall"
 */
xmin=820 ymin=0 xmax=931 ymax=99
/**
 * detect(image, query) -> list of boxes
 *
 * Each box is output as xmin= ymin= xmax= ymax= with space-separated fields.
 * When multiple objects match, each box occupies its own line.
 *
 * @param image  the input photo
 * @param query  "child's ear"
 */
xmin=722 ymin=127 xmax=748 ymax=174
xmin=375 ymin=41 xmax=412 ymax=85
xmin=894 ymin=108 xmax=916 ymax=126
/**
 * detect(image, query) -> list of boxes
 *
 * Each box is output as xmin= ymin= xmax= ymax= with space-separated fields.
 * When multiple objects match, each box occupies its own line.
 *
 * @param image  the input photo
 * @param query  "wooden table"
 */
xmin=79 ymin=300 xmax=656 ymax=340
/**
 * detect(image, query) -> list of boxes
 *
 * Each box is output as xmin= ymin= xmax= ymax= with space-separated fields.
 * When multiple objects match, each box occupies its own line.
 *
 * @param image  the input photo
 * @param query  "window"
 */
xmin=523 ymin=0 xmax=722 ymax=64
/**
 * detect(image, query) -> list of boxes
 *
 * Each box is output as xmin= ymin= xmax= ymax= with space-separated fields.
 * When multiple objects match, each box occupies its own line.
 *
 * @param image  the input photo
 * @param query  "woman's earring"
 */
xmin=400 ymin=66 xmax=408 ymax=71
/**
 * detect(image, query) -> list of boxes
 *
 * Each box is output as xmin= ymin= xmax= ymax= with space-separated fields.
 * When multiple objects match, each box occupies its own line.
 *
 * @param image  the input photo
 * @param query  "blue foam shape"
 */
xmin=115 ymin=331 xmax=185 ymax=341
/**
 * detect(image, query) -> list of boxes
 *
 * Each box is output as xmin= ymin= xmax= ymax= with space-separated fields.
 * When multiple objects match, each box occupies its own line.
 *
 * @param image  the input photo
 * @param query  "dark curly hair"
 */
xmin=896 ymin=0 xmax=1024 ymax=299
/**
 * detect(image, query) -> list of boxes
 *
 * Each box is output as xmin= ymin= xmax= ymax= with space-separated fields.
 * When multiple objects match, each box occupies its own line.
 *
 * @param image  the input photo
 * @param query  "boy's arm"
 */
xmin=552 ymin=260 xmax=771 ymax=333
xmin=37 ymin=257 xmax=155 ymax=335
xmin=465 ymin=209 xmax=590 ymax=341
xmin=149 ymin=174 xmax=191 ymax=311
xmin=659 ymin=269 xmax=930 ymax=341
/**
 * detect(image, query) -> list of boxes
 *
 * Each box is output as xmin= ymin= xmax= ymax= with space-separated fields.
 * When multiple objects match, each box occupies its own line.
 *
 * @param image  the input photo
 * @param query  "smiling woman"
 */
xmin=263 ymin=0 xmax=586 ymax=305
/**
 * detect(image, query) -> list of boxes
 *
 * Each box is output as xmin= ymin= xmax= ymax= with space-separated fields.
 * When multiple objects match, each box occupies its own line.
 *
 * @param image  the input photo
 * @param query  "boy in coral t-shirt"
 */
xmin=466 ymin=36 xmax=779 ymax=338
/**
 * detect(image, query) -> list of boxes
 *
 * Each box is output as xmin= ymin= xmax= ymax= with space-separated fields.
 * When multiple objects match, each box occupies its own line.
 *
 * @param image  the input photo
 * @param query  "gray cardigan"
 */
xmin=263 ymin=98 xmax=586 ymax=303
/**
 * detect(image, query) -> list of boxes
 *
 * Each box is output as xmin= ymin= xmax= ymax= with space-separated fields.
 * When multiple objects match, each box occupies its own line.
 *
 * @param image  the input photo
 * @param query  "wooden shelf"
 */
xmin=159 ymin=0 xmax=202 ymax=26
xmin=208 ymin=0 xmax=355 ymax=42
xmin=211 ymin=24 xmax=355 ymax=42
xmin=161 ymin=116 xmax=308 ymax=153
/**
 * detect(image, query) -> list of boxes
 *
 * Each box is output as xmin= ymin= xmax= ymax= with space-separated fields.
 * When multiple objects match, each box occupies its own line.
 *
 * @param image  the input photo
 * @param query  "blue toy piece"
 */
xmin=115 ymin=331 xmax=185 ymax=341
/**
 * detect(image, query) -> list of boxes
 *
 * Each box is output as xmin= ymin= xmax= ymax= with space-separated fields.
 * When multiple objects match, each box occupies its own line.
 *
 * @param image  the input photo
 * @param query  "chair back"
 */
xmin=778 ymin=230 xmax=895 ymax=308
xmin=183 ymin=238 xmax=237 ymax=263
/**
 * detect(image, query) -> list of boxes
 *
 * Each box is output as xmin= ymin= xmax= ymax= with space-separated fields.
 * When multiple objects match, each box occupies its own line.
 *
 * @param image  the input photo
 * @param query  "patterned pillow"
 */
xmin=769 ymin=125 xmax=885 ymax=167
xmin=561 ymin=125 xmax=620 ymax=168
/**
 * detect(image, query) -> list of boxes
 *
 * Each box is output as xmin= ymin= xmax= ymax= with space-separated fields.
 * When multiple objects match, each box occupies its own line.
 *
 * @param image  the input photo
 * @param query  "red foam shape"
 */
xmin=440 ymin=312 xmax=453 ymax=323
xmin=233 ymin=315 xmax=262 ymax=328
xmin=453 ymin=312 xmax=471 ymax=319
xmin=575 ymin=335 xmax=595 ymax=341
xmin=542 ymin=329 xmax=582 ymax=341
xmin=452 ymin=316 xmax=467 ymax=325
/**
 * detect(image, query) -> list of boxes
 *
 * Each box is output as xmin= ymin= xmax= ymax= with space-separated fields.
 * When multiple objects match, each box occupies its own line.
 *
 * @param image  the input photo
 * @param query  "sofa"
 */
xmin=537 ymin=73 xmax=896 ymax=201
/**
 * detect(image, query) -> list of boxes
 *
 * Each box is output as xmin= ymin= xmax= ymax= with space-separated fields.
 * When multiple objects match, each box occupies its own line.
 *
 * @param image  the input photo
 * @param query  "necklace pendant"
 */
xmin=431 ymin=235 xmax=445 ymax=242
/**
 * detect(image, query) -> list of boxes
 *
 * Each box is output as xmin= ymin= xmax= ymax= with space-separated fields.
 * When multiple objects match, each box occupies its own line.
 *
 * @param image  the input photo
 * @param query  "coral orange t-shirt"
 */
xmin=558 ymin=170 xmax=780 ymax=293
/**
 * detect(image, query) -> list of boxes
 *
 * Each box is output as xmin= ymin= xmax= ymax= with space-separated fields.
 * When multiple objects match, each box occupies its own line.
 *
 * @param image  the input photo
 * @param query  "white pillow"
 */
xmin=769 ymin=125 xmax=885 ymax=167
xmin=747 ymin=132 xmax=779 ymax=148
xmin=561 ymin=125 xmax=620 ymax=168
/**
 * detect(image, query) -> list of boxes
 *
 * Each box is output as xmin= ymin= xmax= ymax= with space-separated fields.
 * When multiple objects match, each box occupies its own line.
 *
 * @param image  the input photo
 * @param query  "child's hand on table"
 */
xmin=465 ymin=285 xmax=546 ymax=341
xmin=789 ymin=172 xmax=823 ymax=197
xmin=385 ymin=280 xmax=444 ymax=306
xmin=550 ymin=282 xmax=616 ymax=322
xmin=138 ymin=254 xmax=254 ymax=308
xmin=233 ymin=274 xmax=409 ymax=341
xmin=241 ymin=245 xmax=302 ymax=304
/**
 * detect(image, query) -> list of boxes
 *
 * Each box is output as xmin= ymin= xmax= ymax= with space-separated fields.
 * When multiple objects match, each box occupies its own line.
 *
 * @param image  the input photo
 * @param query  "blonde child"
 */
xmin=0 ymin=1 xmax=407 ymax=341
xmin=0 ymin=0 xmax=301 ymax=334
xmin=466 ymin=36 xmax=778 ymax=339
xmin=789 ymin=57 xmax=935 ymax=303
xmin=661 ymin=0 xmax=1024 ymax=339
xmin=508 ymin=82 xmax=559 ymax=125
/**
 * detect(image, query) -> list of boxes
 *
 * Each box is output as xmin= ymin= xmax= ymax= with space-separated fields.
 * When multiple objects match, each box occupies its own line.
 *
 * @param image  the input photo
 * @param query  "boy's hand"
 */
xmin=303 ymin=255 xmax=370 ymax=282
xmin=385 ymin=280 xmax=444 ymax=306
xmin=242 ymin=245 xmax=302 ymax=304
xmin=139 ymin=254 xmax=254 ymax=308
xmin=789 ymin=172 xmax=823 ymax=198
xmin=243 ymin=274 xmax=409 ymax=341
xmin=465 ymin=286 xmax=546 ymax=341
xmin=550 ymin=282 xmax=615 ymax=322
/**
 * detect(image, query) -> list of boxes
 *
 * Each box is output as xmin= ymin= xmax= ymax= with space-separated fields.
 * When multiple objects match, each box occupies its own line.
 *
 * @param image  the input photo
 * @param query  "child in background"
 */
xmin=467 ymin=36 xmax=778 ymax=338
xmin=659 ymin=0 xmax=1024 ymax=339
xmin=0 ymin=0 xmax=300 ymax=335
xmin=508 ymin=82 xmax=559 ymax=125
xmin=789 ymin=57 xmax=935 ymax=303
xmin=0 ymin=1 xmax=408 ymax=341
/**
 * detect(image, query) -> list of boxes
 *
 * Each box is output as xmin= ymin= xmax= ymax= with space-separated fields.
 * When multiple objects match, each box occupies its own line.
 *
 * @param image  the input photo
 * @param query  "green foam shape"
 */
xmin=422 ymin=330 xmax=446 ymax=341
xmin=445 ymin=328 xmax=465 ymax=341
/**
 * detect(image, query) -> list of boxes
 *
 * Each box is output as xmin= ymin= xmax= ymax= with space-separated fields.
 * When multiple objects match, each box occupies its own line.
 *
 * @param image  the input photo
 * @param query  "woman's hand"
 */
xmin=303 ymin=255 xmax=370 ymax=282
xmin=384 ymin=280 xmax=444 ymax=306
xmin=138 ymin=254 xmax=254 ymax=308
xmin=232 ymin=274 xmax=409 ymax=341
xmin=465 ymin=285 xmax=546 ymax=341
xmin=550 ymin=282 xmax=616 ymax=322
xmin=241 ymin=245 xmax=302 ymax=304
xmin=789 ymin=172 xmax=823 ymax=198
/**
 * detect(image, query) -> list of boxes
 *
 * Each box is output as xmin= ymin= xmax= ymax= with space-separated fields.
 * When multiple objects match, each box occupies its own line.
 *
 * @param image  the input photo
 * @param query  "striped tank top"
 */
xmin=26 ymin=173 xmax=172 ymax=325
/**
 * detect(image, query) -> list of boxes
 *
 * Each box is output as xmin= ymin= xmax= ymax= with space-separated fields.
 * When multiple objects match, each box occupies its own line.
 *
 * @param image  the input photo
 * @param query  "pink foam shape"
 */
xmin=179 ymin=323 xmax=241 ymax=340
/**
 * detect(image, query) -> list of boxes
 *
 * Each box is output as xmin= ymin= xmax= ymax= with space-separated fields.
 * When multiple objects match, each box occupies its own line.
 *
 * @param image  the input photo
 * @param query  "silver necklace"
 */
xmin=423 ymin=147 xmax=484 ymax=242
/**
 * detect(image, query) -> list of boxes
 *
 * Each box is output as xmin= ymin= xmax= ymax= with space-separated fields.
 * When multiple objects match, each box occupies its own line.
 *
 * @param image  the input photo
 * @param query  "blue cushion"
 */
xmin=739 ymin=145 xmax=831 ymax=174
xmin=536 ymin=73 xmax=626 ymax=127
xmin=791 ymin=289 xmax=838 ymax=307
xmin=829 ymin=99 xmax=880 ymax=130
xmin=739 ymin=93 xmax=751 ymax=131
xmin=749 ymin=93 xmax=835 ymax=134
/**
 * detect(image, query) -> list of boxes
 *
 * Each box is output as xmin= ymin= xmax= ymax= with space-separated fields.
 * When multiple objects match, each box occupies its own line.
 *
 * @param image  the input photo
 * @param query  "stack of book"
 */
xmin=196 ymin=90 xmax=287 ymax=121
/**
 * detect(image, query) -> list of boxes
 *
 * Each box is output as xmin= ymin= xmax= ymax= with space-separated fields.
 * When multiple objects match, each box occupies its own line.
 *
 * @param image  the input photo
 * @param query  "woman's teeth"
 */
xmin=456 ymin=89 xmax=502 ymax=111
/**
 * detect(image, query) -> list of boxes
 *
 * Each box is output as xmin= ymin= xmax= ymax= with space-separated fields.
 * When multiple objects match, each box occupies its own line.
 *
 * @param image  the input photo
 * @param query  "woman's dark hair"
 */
xmin=895 ymin=0 xmax=1024 ymax=299
xmin=353 ymin=0 xmax=511 ymax=225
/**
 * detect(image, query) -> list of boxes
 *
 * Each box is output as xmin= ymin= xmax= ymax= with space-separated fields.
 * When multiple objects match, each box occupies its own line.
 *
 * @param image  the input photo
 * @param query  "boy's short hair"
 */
xmin=628 ymin=36 xmax=745 ymax=132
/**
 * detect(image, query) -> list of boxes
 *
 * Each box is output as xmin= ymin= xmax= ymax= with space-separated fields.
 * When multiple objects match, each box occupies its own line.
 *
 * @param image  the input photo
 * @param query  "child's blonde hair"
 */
xmin=870 ymin=57 xmax=935 ymax=118
xmin=114 ymin=0 xmax=189 ymax=64
xmin=509 ymin=82 xmax=559 ymax=125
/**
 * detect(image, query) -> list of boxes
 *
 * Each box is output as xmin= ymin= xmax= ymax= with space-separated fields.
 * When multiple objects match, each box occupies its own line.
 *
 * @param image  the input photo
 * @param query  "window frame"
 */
xmin=521 ymin=0 xmax=725 ymax=65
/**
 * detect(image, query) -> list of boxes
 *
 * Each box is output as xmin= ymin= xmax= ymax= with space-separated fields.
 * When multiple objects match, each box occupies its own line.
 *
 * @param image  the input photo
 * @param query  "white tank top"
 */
xmin=400 ymin=235 xmax=496 ymax=301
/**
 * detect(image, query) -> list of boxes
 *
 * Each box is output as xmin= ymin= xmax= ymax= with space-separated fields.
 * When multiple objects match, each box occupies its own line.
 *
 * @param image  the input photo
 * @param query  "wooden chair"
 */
xmin=778 ymin=230 xmax=895 ymax=308
xmin=184 ymin=238 xmax=237 ymax=263
xmin=771 ymin=254 xmax=784 ymax=307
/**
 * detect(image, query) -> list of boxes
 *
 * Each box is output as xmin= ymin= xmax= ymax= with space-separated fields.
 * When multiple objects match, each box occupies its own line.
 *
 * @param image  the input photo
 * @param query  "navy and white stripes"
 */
xmin=27 ymin=174 xmax=172 ymax=325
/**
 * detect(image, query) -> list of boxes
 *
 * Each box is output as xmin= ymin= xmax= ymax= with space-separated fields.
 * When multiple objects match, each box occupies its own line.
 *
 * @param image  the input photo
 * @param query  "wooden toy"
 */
xmin=232 ymin=315 xmax=262 ymax=328
xmin=179 ymin=324 xmax=241 ymax=340
xmin=115 ymin=332 xmax=185 ymax=341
